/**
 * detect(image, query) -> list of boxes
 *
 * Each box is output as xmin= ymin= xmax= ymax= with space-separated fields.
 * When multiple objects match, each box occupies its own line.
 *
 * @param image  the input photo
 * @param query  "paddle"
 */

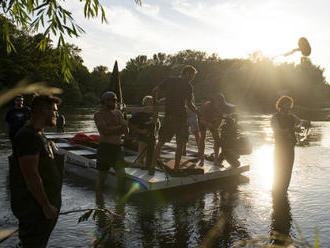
xmin=272 ymin=37 xmax=311 ymax=58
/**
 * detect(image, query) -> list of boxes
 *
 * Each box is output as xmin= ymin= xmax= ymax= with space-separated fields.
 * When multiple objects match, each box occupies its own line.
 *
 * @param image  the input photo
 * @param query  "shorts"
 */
xmin=187 ymin=114 xmax=199 ymax=133
xmin=96 ymin=143 xmax=121 ymax=171
xmin=159 ymin=114 xmax=189 ymax=143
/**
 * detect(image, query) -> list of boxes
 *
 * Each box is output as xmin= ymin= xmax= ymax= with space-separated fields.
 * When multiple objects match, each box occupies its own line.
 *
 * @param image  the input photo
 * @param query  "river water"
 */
xmin=1 ymin=108 xmax=330 ymax=247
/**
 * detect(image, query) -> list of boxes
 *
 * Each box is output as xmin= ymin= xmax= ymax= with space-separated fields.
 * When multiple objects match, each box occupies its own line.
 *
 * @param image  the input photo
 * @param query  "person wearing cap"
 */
xmin=271 ymin=95 xmax=305 ymax=193
xmin=9 ymin=94 xmax=63 ymax=248
xmin=152 ymin=65 xmax=199 ymax=173
xmin=5 ymin=95 xmax=31 ymax=146
xmin=129 ymin=96 xmax=160 ymax=169
xmin=198 ymin=93 xmax=235 ymax=166
xmin=94 ymin=91 xmax=129 ymax=191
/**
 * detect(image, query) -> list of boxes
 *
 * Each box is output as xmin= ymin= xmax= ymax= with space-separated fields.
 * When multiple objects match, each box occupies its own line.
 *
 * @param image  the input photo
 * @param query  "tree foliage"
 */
xmin=0 ymin=0 xmax=141 ymax=82
xmin=1 ymin=17 xmax=329 ymax=116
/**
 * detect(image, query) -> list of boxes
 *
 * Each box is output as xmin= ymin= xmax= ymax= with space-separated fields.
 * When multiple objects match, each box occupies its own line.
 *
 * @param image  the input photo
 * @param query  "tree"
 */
xmin=0 ymin=0 xmax=141 ymax=82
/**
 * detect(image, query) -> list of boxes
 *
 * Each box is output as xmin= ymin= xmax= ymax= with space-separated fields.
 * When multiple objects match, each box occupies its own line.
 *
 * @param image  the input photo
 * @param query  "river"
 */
xmin=1 ymin=108 xmax=330 ymax=247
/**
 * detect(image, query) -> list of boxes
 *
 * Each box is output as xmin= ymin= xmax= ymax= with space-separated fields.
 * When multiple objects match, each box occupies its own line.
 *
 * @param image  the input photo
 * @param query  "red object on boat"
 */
xmin=69 ymin=133 xmax=99 ymax=144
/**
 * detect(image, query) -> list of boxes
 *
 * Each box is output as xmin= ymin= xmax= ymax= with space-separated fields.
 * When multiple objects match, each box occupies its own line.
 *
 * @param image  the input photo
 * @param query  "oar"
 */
xmin=272 ymin=37 xmax=311 ymax=59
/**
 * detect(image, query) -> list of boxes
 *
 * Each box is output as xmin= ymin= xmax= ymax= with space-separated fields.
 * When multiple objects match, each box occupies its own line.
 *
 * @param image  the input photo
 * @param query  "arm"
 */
xmin=19 ymin=155 xmax=58 ymax=219
xmin=129 ymin=122 xmax=147 ymax=135
xmin=186 ymin=100 xmax=199 ymax=115
xmin=152 ymin=86 xmax=160 ymax=102
xmin=94 ymin=113 xmax=124 ymax=136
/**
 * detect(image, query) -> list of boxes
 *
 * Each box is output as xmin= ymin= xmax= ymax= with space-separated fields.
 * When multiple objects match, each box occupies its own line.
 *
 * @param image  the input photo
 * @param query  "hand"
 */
xmin=121 ymin=125 xmax=129 ymax=135
xmin=42 ymin=204 xmax=58 ymax=219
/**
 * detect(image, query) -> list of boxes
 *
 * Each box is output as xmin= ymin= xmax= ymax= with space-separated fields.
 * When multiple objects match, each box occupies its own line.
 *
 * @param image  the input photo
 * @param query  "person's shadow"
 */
xmin=270 ymin=191 xmax=292 ymax=246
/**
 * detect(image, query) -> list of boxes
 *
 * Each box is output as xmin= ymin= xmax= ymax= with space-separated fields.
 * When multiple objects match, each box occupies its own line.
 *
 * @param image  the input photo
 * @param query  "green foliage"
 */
xmin=1 ymin=17 xmax=329 ymax=112
xmin=0 ymin=0 xmax=140 ymax=82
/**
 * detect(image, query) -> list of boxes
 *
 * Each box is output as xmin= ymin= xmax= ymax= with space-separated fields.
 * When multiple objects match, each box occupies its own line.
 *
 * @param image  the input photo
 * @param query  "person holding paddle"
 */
xmin=151 ymin=65 xmax=199 ymax=175
xmin=271 ymin=95 xmax=306 ymax=193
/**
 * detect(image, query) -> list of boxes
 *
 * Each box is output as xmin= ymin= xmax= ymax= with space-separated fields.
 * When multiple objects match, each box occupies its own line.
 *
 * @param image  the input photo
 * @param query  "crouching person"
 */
xmin=129 ymin=96 xmax=160 ymax=171
xmin=9 ymin=94 xmax=63 ymax=248
xmin=219 ymin=115 xmax=241 ymax=168
xmin=94 ymin=91 xmax=128 ymax=192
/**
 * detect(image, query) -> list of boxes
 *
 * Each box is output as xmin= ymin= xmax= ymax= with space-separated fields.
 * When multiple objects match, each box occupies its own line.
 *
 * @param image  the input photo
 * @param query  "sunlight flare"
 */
xmin=255 ymin=145 xmax=274 ymax=190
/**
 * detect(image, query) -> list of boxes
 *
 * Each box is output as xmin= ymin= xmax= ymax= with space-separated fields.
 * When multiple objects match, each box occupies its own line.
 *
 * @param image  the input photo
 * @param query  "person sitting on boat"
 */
xmin=152 ymin=65 xmax=199 ymax=175
xmin=199 ymin=93 xmax=235 ymax=166
xmin=218 ymin=114 xmax=241 ymax=168
xmin=271 ymin=95 xmax=306 ymax=193
xmin=129 ymin=95 xmax=160 ymax=169
xmin=94 ymin=91 xmax=129 ymax=191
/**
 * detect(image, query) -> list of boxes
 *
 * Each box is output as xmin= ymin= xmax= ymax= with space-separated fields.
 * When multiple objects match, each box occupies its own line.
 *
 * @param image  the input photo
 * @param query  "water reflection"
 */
xmin=270 ymin=192 xmax=292 ymax=246
xmin=94 ymin=192 xmax=126 ymax=247
xmin=1 ymin=109 xmax=330 ymax=247
xmin=254 ymin=145 xmax=274 ymax=190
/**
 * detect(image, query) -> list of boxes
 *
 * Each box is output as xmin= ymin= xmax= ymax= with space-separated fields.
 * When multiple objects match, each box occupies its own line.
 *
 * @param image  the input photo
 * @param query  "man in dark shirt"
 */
xmin=9 ymin=94 xmax=63 ymax=248
xmin=5 ymin=95 xmax=31 ymax=143
xmin=152 ymin=65 xmax=199 ymax=173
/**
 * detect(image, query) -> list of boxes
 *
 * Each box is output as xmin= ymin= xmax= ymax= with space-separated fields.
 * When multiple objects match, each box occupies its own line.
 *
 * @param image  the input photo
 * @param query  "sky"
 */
xmin=65 ymin=0 xmax=330 ymax=81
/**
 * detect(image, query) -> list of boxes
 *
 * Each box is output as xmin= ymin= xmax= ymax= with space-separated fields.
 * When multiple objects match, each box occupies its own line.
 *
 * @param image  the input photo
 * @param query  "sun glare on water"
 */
xmin=254 ymin=145 xmax=274 ymax=190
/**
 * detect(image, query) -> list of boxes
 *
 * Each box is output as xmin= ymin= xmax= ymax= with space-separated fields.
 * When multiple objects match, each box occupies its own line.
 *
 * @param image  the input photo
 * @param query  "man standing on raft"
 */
xmin=152 ymin=65 xmax=199 ymax=175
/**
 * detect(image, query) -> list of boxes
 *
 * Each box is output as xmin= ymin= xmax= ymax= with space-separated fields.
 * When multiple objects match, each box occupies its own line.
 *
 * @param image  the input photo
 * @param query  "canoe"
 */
xmin=46 ymin=132 xmax=250 ymax=193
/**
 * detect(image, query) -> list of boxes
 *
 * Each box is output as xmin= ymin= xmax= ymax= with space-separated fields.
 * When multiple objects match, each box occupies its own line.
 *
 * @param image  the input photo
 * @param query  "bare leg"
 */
xmin=175 ymin=141 xmax=184 ymax=169
xmin=193 ymin=130 xmax=201 ymax=155
xmin=152 ymin=141 xmax=165 ymax=167
xmin=182 ymin=142 xmax=187 ymax=156
xmin=199 ymin=129 xmax=206 ymax=165
xmin=210 ymin=129 xmax=220 ymax=165
xmin=137 ymin=142 xmax=147 ymax=165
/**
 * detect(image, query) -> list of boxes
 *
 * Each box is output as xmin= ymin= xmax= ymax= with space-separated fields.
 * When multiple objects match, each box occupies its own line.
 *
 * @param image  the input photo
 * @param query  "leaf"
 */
xmin=314 ymin=227 xmax=319 ymax=248
xmin=78 ymin=209 xmax=93 ymax=223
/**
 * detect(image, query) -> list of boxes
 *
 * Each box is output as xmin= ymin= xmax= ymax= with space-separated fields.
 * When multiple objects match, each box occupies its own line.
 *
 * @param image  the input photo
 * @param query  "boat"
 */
xmin=46 ymin=132 xmax=250 ymax=193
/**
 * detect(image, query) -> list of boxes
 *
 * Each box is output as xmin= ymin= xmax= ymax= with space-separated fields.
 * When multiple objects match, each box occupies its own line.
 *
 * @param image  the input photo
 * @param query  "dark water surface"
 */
xmin=1 ymin=108 xmax=330 ymax=247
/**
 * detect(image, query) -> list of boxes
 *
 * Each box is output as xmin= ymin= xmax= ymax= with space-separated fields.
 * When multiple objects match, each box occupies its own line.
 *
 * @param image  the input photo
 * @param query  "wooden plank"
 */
xmin=70 ymin=150 xmax=96 ymax=156
xmin=0 ymin=227 xmax=18 ymax=243
xmin=52 ymin=136 xmax=250 ymax=193
xmin=56 ymin=142 xmax=75 ymax=148
xmin=126 ymin=105 xmax=165 ymax=113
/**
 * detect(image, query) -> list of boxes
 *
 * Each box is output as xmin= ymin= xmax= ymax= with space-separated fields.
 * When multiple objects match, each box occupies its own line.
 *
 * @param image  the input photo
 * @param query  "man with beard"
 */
xmin=94 ymin=91 xmax=129 ymax=191
xmin=9 ymin=94 xmax=63 ymax=248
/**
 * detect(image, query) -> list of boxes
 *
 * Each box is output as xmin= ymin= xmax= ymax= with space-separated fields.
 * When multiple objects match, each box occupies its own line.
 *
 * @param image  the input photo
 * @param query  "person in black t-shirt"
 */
xmin=152 ymin=65 xmax=199 ymax=173
xmin=9 ymin=94 xmax=63 ymax=248
xmin=5 ymin=95 xmax=31 ymax=143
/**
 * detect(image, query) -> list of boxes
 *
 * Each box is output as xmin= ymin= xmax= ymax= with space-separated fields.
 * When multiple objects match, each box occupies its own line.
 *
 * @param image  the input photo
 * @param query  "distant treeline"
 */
xmin=1 ymin=16 xmax=330 ymax=114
